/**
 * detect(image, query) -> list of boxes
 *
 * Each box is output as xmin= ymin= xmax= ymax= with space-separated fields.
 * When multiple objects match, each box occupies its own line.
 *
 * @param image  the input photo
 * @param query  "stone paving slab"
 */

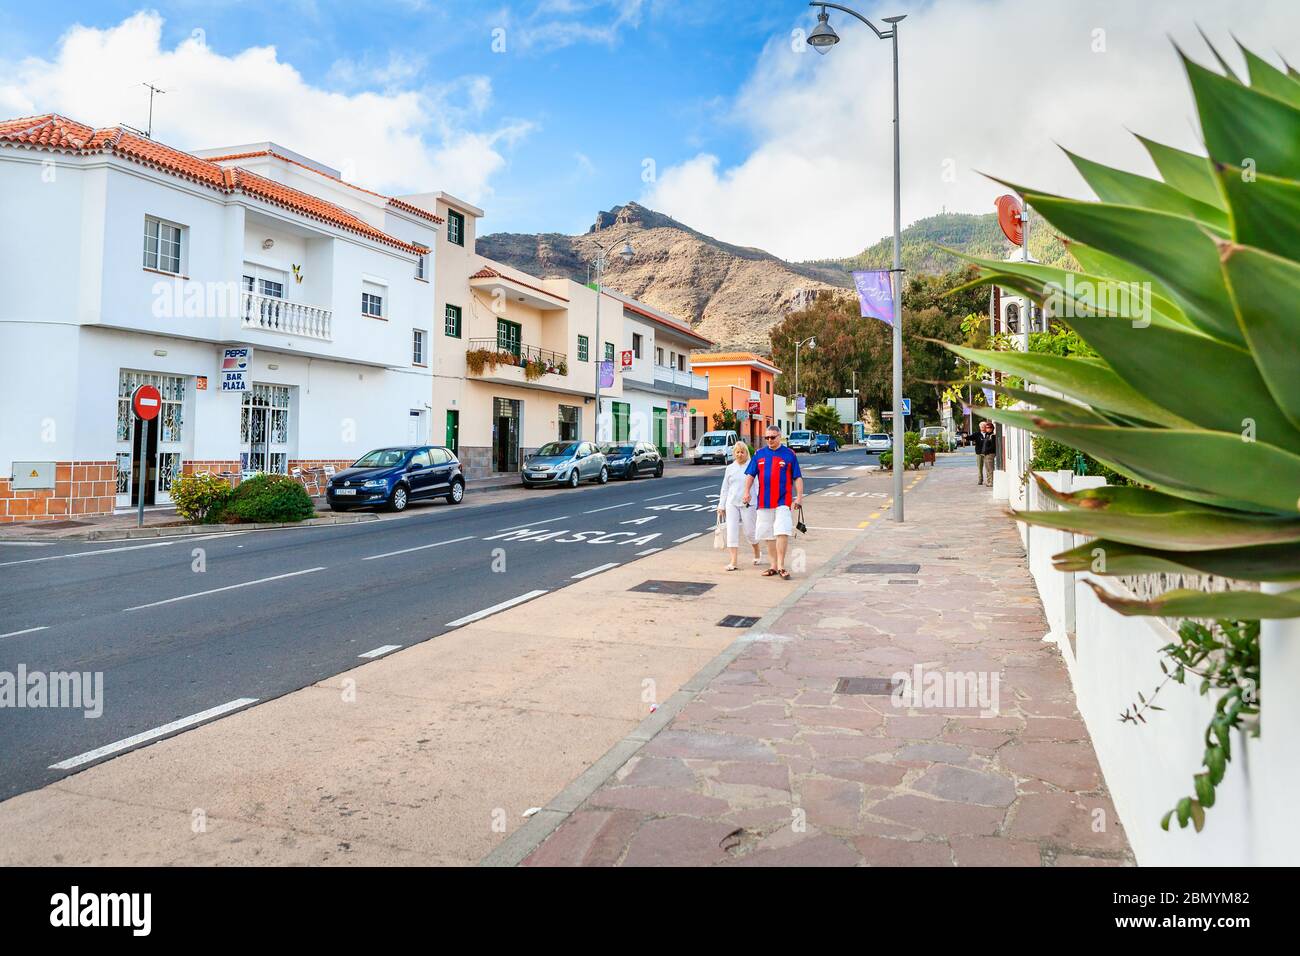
xmin=522 ymin=459 xmax=1134 ymax=867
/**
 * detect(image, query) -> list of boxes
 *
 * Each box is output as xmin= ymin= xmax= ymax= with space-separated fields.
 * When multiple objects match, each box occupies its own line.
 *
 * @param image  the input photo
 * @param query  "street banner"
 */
xmin=598 ymin=360 xmax=615 ymax=388
xmin=220 ymin=346 xmax=252 ymax=392
xmin=851 ymin=269 xmax=895 ymax=326
xmin=795 ymin=395 xmax=806 ymax=413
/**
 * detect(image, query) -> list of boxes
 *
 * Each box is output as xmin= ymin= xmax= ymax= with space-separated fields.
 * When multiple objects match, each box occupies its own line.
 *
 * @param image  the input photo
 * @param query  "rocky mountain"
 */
xmin=477 ymin=203 xmax=1072 ymax=352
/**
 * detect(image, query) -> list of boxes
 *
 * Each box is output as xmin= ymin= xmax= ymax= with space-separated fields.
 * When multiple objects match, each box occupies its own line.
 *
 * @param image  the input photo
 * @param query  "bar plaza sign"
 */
xmin=220 ymin=346 xmax=253 ymax=392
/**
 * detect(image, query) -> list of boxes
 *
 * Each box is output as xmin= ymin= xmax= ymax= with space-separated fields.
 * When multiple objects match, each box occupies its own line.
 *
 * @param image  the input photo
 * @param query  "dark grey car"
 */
xmin=521 ymin=440 xmax=609 ymax=488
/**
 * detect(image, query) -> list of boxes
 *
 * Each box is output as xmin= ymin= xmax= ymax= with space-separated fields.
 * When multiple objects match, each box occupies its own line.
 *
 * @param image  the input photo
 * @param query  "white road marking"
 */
xmin=572 ymin=562 xmax=620 ymax=579
xmin=49 ymin=698 xmax=260 ymax=771
xmin=191 ymin=531 xmax=251 ymax=541
xmin=674 ymin=532 xmax=704 ymax=543
xmin=637 ymin=547 xmax=662 ymax=556
xmin=446 ymin=590 xmax=548 ymax=628
xmin=689 ymin=486 xmax=713 ymax=492
xmin=0 ymin=542 xmax=55 ymax=547
xmin=803 ymin=465 xmax=825 ymax=470
xmin=124 ymin=567 xmax=326 ymax=611
xmin=584 ymin=502 xmax=634 ymax=514
xmin=828 ymin=465 xmax=847 ymax=470
xmin=645 ymin=491 xmax=681 ymax=501
xmin=0 ymin=541 xmax=174 ymax=568
xmin=359 ymin=644 xmax=402 ymax=659
xmin=362 ymin=535 xmax=475 ymax=561
xmin=853 ymin=465 xmax=871 ymax=471
xmin=495 ymin=516 xmax=569 ymax=532
xmin=0 ymin=626 xmax=48 ymax=639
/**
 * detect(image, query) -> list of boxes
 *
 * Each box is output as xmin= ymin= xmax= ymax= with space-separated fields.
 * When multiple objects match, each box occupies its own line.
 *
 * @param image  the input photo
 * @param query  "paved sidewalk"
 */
xmin=522 ymin=458 xmax=1134 ymax=866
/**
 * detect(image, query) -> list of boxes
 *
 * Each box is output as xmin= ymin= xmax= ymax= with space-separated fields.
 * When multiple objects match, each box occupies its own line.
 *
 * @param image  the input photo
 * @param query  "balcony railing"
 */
xmin=467 ymin=338 xmax=568 ymax=376
xmin=242 ymin=291 xmax=332 ymax=341
xmin=653 ymin=364 xmax=709 ymax=395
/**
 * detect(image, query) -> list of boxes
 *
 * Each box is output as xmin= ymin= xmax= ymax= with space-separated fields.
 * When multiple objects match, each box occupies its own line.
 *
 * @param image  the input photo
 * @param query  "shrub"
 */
xmin=879 ymin=433 xmax=926 ymax=471
xmin=169 ymin=472 xmax=233 ymax=523
xmin=1026 ymin=435 xmax=1127 ymax=485
xmin=218 ymin=473 xmax=314 ymax=524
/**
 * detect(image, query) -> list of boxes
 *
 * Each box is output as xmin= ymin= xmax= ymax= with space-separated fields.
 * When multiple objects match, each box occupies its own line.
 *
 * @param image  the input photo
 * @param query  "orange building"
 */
xmin=689 ymin=352 xmax=783 ymax=450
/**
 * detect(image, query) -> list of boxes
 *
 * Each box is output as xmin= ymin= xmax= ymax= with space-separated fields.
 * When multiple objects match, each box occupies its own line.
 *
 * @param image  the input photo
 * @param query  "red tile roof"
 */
xmin=470 ymin=265 xmax=570 ymax=302
xmin=619 ymin=298 xmax=712 ymax=346
xmin=0 ymin=114 xmax=431 ymax=254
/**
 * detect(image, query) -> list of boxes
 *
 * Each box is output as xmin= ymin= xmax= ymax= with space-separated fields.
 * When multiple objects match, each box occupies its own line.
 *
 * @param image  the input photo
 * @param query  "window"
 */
xmin=430 ymin=447 xmax=452 ymax=465
xmin=765 ymin=380 xmax=771 ymax=394
xmin=410 ymin=449 xmax=431 ymax=468
xmin=655 ymin=347 xmax=664 ymax=366
xmin=143 ymin=217 xmax=182 ymax=274
xmin=605 ymin=342 xmax=615 ymax=363
xmin=578 ymin=335 xmax=589 ymax=362
xmin=415 ymin=248 xmax=427 ymax=280
xmin=632 ymin=333 xmax=643 ymax=359
xmin=362 ymin=291 xmax=384 ymax=318
xmin=447 ymin=210 xmax=465 ymax=247
xmin=243 ymin=269 xmax=284 ymax=298
xmin=678 ymin=354 xmax=685 ymax=371
xmin=412 ymin=329 xmax=426 ymax=365
xmin=444 ymin=303 xmax=462 ymax=337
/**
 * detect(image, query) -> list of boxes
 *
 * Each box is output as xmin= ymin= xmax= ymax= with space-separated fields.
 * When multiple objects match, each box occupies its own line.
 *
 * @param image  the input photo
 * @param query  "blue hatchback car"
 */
xmin=815 ymin=433 xmax=840 ymax=453
xmin=327 ymin=445 xmax=465 ymax=512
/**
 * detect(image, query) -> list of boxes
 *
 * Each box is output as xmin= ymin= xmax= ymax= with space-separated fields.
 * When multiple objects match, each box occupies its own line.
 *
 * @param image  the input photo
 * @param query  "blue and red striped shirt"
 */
xmin=745 ymin=446 xmax=802 ymax=509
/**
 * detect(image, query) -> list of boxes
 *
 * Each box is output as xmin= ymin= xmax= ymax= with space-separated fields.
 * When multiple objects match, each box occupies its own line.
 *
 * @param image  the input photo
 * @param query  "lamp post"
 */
xmin=591 ymin=233 xmax=635 ymax=442
xmin=805 ymin=2 xmax=907 ymax=521
xmin=794 ymin=335 xmax=816 ymax=430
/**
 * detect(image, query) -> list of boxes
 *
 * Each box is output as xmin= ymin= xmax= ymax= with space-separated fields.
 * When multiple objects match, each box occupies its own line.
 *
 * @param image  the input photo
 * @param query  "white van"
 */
xmin=692 ymin=430 xmax=739 ymax=465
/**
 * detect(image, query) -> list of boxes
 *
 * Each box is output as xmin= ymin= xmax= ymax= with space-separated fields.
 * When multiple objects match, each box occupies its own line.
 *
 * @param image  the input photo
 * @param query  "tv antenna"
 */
xmin=141 ymin=81 xmax=168 ymax=138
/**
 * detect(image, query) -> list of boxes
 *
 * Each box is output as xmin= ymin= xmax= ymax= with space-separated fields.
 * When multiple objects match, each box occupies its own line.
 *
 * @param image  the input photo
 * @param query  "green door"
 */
xmin=496 ymin=318 xmax=521 ymax=358
xmin=445 ymin=409 xmax=459 ymax=455
xmin=653 ymin=407 xmax=667 ymax=457
xmin=612 ymin=402 xmax=630 ymax=442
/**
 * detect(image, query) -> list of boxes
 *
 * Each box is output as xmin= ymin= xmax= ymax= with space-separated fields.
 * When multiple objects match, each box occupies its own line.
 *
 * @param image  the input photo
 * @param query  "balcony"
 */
xmin=466 ymin=338 xmax=569 ymax=379
xmin=651 ymin=363 xmax=709 ymax=399
xmin=242 ymin=291 xmax=332 ymax=341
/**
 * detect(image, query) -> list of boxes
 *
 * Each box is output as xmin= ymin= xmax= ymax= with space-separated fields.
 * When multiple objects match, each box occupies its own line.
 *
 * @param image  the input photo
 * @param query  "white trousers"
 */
xmin=725 ymin=502 xmax=757 ymax=548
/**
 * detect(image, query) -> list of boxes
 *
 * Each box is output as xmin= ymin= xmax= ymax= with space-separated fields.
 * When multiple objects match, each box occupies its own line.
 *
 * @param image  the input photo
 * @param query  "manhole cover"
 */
xmin=32 ymin=520 xmax=92 ymax=530
xmin=718 ymin=615 xmax=760 ymax=628
xmin=835 ymin=677 xmax=902 ymax=696
xmin=844 ymin=563 xmax=920 ymax=575
xmin=630 ymin=580 xmax=715 ymax=596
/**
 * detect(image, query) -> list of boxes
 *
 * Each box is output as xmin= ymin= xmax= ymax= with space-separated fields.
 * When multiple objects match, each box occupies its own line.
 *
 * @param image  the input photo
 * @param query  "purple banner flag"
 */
xmin=598 ymin=360 xmax=615 ymax=388
xmin=852 ymin=269 xmax=895 ymax=326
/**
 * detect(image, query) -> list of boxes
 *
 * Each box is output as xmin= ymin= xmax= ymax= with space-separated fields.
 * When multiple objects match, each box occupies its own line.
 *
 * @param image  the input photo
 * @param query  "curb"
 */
xmin=0 ymin=513 xmax=380 ymax=543
xmin=478 ymin=493 xmax=893 ymax=868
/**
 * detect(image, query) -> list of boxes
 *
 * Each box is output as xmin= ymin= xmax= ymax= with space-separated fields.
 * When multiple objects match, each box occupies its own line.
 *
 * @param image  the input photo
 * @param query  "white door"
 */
xmin=116 ymin=370 xmax=187 ymax=507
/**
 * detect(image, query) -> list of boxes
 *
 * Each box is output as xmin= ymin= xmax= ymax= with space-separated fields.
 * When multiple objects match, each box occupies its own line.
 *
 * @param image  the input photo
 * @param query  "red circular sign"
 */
xmin=996 ymin=194 xmax=1024 ymax=246
xmin=132 ymin=384 xmax=162 ymax=421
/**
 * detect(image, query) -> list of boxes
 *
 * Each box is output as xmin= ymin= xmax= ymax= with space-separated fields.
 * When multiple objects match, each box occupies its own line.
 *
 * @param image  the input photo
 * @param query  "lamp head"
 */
xmin=619 ymin=239 xmax=634 ymax=262
xmin=807 ymin=9 xmax=839 ymax=54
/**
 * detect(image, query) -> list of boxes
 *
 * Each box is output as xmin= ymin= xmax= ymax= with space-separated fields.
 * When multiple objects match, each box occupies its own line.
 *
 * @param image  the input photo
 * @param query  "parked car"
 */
xmin=522 ymin=441 xmax=608 ymax=488
xmin=602 ymin=442 xmax=664 ymax=480
xmin=692 ymin=430 xmax=739 ymax=464
xmin=815 ymin=433 xmax=840 ymax=453
xmin=788 ymin=430 xmax=817 ymax=453
xmin=864 ymin=433 xmax=892 ymax=453
xmin=327 ymin=445 xmax=464 ymax=512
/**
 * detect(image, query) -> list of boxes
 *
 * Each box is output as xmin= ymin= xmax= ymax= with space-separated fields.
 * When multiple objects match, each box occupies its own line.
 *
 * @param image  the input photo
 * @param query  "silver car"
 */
xmin=864 ymin=433 xmax=892 ymax=453
xmin=521 ymin=440 xmax=608 ymax=488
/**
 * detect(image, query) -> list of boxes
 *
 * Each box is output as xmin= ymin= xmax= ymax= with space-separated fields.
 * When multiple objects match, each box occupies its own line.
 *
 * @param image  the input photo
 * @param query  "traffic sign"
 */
xmin=621 ymin=350 xmax=633 ymax=369
xmin=132 ymin=385 xmax=162 ymax=421
xmin=902 ymin=397 xmax=912 ymax=416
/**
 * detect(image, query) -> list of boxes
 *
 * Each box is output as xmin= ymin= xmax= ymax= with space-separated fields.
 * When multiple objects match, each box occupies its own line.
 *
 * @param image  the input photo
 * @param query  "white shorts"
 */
xmin=754 ymin=506 xmax=793 ymax=542
xmin=724 ymin=503 xmax=757 ymax=548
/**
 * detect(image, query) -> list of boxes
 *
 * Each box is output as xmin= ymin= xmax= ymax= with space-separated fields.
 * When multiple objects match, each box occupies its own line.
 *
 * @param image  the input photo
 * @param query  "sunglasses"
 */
xmin=765 ymin=435 xmax=781 ymax=441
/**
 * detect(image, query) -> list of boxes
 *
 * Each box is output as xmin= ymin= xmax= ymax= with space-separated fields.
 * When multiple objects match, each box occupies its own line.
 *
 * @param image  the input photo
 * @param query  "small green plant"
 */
xmin=523 ymin=357 xmax=547 ymax=381
xmin=879 ymin=433 xmax=926 ymax=470
xmin=169 ymin=472 xmax=233 ymax=523
xmin=712 ymin=398 xmax=739 ymax=432
xmin=219 ymin=473 xmax=314 ymax=524
xmin=1120 ymin=618 xmax=1260 ymax=833
xmin=557 ymin=359 xmax=568 ymax=376
xmin=1025 ymin=435 xmax=1128 ymax=485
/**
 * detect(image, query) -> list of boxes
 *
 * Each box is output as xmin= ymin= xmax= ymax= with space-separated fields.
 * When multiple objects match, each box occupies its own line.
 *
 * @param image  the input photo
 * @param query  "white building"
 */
xmin=0 ymin=114 xmax=437 ymax=520
xmin=608 ymin=292 xmax=711 ymax=456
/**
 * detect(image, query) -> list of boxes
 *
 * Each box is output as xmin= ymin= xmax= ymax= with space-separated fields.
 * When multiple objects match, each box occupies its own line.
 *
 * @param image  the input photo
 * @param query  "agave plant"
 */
xmin=942 ymin=39 xmax=1300 ymax=619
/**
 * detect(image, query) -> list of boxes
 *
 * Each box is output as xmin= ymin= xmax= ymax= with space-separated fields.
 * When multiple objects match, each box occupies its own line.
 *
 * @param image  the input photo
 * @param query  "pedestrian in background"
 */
xmin=743 ymin=426 xmax=804 ymax=581
xmin=717 ymin=441 xmax=761 ymax=571
xmin=974 ymin=419 xmax=997 ymax=485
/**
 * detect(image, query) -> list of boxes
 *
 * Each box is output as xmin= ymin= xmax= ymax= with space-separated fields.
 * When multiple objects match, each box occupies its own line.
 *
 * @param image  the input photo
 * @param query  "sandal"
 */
xmin=762 ymin=568 xmax=779 ymax=577
xmin=725 ymin=565 xmax=739 ymax=571
xmin=778 ymin=569 xmax=791 ymax=580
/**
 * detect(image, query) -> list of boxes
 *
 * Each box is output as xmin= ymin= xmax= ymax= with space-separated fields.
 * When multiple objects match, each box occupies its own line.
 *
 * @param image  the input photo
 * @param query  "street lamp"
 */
xmin=804 ymin=2 xmax=907 ymax=522
xmin=591 ymin=234 xmax=635 ymax=441
xmin=794 ymin=335 xmax=815 ymax=430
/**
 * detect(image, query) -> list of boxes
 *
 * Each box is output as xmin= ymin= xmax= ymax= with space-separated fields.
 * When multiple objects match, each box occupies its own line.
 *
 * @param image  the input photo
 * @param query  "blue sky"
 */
xmin=3 ymin=1 xmax=1298 ymax=260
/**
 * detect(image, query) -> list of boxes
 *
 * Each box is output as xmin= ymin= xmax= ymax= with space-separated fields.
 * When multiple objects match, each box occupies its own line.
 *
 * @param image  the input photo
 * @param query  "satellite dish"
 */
xmin=996 ymin=194 xmax=1024 ymax=246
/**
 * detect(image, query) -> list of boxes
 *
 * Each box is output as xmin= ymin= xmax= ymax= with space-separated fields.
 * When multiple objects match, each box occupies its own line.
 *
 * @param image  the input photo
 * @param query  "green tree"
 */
xmin=803 ymin=404 xmax=840 ymax=434
xmin=712 ymin=398 xmax=738 ymax=432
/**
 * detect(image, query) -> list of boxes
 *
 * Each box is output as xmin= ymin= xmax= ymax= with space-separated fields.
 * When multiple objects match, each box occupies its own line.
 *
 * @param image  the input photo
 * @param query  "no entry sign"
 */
xmin=132 ymin=384 xmax=162 ymax=421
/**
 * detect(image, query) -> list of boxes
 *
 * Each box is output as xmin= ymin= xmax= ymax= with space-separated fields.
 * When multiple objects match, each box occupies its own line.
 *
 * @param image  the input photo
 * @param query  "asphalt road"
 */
xmin=0 ymin=447 xmax=889 ymax=801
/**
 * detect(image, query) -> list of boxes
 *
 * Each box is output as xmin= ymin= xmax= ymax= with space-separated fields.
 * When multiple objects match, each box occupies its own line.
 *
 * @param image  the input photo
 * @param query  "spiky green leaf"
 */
xmin=1085 ymin=580 xmax=1300 ymax=618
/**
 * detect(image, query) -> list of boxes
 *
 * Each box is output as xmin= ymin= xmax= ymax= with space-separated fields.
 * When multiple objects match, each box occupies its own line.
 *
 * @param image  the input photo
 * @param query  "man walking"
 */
xmin=973 ymin=419 xmax=997 ymax=485
xmin=742 ymin=426 xmax=804 ymax=580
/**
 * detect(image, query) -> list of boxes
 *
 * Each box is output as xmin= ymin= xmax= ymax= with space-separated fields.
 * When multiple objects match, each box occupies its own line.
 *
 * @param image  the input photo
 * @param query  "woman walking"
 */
xmin=717 ymin=441 xmax=761 ymax=571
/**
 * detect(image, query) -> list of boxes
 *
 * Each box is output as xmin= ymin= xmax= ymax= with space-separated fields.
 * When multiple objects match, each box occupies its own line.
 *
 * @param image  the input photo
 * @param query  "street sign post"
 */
xmin=901 ymin=397 xmax=912 ymax=417
xmin=131 ymin=384 xmax=161 ymax=528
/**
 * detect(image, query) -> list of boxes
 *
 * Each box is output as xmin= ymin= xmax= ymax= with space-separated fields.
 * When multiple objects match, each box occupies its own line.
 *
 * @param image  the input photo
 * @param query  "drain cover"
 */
xmin=631 ymin=580 xmax=715 ymax=596
xmin=844 ymin=563 xmax=920 ymax=575
xmin=937 ymin=556 xmax=960 ymax=561
xmin=718 ymin=615 xmax=760 ymax=628
xmin=835 ymin=677 xmax=902 ymax=696
xmin=889 ymin=579 xmax=920 ymax=585
xmin=32 ymin=520 xmax=92 ymax=530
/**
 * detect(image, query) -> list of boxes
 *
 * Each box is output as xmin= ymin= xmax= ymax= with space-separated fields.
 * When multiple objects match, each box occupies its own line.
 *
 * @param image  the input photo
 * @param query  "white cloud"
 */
xmin=641 ymin=0 xmax=1300 ymax=261
xmin=511 ymin=0 xmax=647 ymax=52
xmin=0 ymin=10 xmax=532 ymax=203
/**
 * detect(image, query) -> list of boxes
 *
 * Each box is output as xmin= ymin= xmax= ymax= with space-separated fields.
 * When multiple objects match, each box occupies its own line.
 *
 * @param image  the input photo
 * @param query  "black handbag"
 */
xmin=795 ymin=504 xmax=807 ymax=535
